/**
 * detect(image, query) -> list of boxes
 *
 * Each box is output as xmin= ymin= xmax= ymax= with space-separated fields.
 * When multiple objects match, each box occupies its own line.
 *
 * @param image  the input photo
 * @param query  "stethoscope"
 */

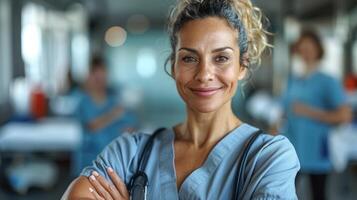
xmin=128 ymin=128 xmax=165 ymax=200
xmin=128 ymin=128 xmax=262 ymax=200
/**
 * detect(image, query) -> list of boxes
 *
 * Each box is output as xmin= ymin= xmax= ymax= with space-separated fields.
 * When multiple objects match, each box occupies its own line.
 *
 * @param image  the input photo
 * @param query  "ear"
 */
xmin=238 ymin=52 xmax=249 ymax=80
xmin=170 ymin=55 xmax=176 ymax=79
xmin=238 ymin=66 xmax=247 ymax=80
xmin=171 ymin=64 xmax=176 ymax=79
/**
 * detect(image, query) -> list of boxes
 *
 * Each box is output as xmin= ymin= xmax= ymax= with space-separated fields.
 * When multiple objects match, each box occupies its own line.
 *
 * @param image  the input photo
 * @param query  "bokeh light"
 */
xmin=126 ymin=14 xmax=150 ymax=34
xmin=104 ymin=26 xmax=127 ymax=47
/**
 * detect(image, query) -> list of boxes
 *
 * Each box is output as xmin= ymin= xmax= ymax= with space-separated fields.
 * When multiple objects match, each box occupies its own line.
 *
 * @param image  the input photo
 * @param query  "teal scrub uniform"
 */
xmin=75 ymin=89 xmax=137 ymax=174
xmin=81 ymin=123 xmax=300 ymax=199
xmin=281 ymin=71 xmax=346 ymax=173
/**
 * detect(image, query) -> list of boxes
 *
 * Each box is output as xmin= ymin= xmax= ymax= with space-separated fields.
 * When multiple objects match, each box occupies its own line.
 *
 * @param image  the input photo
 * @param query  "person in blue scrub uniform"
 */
xmin=63 ymin=0 xmax=300 ymax=199
xmin=281 ymin=30 xmax=352 ymax=200
xmin=75 ymin=56 xmax=137 ymax=174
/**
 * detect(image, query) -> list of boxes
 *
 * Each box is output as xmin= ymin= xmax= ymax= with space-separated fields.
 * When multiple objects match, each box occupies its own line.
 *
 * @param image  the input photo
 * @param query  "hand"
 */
xmin=292 ymin=102 xmax=315 ymax=117
xmin=113 ymin=105 xmax=124 ymax=116
xmin=268 ymin=125 xmax=279 ymax=136
xmin=121 ymin=127 xmax=136 ymax=134
xmin=88 ymin=168 xmax=129 ymax=200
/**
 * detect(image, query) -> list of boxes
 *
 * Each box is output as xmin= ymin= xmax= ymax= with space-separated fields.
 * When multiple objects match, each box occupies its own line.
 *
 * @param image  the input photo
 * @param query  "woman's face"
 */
xmin=89 ymin=67 xmax=107 ymax=90
xmin=297 ymin=37 xmax=320 ymax=64
xmin=173 ymin=17 xmax=246 ymax=113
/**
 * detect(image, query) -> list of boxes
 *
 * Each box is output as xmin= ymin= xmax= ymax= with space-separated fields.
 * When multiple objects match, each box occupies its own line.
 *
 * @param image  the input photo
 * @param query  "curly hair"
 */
xmin=165 ymin=0 xmax=270 ymax=77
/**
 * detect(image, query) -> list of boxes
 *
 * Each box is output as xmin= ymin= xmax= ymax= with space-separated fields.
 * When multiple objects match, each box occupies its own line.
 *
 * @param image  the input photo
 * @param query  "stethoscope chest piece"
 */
xmin=129 ymin=171 xmax=148 ymax=200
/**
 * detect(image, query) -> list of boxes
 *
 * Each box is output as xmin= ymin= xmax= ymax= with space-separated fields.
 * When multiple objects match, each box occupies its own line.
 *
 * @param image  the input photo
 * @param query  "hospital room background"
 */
xmin=0 ymin=0 xmax=357 ymax=199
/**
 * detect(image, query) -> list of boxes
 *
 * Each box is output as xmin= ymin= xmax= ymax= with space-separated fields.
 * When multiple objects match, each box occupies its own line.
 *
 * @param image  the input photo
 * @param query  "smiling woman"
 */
xmin=172 ymin=17 xmax=246 ymax=113
xmin=62 ymin=0 xmax=300 ymax=199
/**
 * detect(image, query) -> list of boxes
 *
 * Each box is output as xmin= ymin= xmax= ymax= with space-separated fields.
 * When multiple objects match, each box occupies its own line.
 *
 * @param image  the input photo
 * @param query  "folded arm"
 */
xmin=62 ymin=176 xmax=95 ymax=200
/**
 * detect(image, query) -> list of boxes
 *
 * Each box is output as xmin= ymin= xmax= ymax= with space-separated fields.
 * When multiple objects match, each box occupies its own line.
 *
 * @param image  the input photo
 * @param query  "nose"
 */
xmin=194 ymin=59 xmax=214 ymax=82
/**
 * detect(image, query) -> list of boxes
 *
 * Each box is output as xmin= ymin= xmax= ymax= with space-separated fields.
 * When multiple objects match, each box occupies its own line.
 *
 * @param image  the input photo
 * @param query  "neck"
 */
xmin=87 ymin=87 xmax=107 ymax=103
xmin=174 ymin=102 xmax=241 ymax=148
xmin=304 ymin=60 xmax=319 ymax=75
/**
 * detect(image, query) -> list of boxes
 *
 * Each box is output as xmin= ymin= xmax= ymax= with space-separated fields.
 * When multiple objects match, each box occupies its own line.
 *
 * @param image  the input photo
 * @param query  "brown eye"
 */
xmin=215 ymin=56 xmax=229 ymax=63
xmin=182 ymin=56 xmax=197 ymax=63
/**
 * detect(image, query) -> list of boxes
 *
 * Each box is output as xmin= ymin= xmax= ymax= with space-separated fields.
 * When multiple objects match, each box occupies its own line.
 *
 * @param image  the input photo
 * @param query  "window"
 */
xmin=21 ymin=2 xmax=89 ymax=96
xmin=0 ymin=0 xmax=12 ymax=104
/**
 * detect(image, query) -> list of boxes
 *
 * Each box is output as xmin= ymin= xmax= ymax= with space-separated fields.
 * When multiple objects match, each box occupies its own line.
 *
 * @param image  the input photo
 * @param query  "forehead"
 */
xmin=91 ymin=65 xmax=106 ymax=72
xmin=298 ymin=37 xmax=317 ymax=47
xmin=177 ymin=17 xmax=239 ymax=50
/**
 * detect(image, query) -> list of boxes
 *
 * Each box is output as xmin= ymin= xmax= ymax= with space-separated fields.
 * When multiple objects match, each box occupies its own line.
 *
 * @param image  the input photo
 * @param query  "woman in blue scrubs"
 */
xmin=63 ymin=0 xmax=300 ymax=199
xmin=75 ymin=56 xmax=137 ymax=173
xmin=281 ymin=30 xmax=352 ymax=200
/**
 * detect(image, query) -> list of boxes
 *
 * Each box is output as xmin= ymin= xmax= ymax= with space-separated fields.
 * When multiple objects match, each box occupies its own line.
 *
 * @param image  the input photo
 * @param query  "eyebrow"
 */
xmin=178 ymin=47 xmax=234 ymax=53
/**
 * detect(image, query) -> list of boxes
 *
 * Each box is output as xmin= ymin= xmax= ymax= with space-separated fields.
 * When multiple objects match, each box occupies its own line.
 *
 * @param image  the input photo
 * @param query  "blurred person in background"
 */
xmin=63 ymin=0 xmax=300 ymax=199
xmin=75 ymin=55 xmax=137 ymax=174
xmin=280 ymin=29 xmax=352 ymax=200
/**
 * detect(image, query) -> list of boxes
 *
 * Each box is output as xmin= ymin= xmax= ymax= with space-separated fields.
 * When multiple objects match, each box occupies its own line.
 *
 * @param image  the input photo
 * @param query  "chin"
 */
xmin=187 ymin=101 xmax=224 ymax=113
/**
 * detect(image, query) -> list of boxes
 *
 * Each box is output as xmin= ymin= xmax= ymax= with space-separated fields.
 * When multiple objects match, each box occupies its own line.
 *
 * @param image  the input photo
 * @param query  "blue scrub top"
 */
xmin=81 ymin=123 xmax=300 ymax=199
xmin=281 ymin=71 xmax=346 ymax=173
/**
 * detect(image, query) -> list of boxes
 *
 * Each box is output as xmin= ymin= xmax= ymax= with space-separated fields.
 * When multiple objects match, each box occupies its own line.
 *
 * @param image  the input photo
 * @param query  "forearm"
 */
xmin=61 ymin=177 xmax=95 ymax=200
xmin=87 ymin=108 xmax=123 ymax=132
xmin=306 ymin=105 xmax=352 ymax=125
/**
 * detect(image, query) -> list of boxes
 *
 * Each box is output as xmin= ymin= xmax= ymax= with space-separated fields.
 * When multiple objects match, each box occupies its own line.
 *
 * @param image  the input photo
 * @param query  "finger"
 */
xmin=93 ymin=171 xmax=122 ymax=199
xmin=89 ymin=187 xmax=104 ymax=200
xmin=92 ymin=171 xmax=111 ymax=192
xmin=108 ymin=184 xmax=123 ymax=200
xmin=107 ymin=167 xmax=129 ymax=199
xmin=89 ymin=174 xmax=113 ymax=200
xmin=93 ymin=171 xmax=123 ymax=200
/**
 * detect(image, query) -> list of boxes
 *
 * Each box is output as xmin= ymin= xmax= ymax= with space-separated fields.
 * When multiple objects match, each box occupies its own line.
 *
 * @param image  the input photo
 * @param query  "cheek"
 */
xmin=222 ymin=66 xmax=241 ymax=83
xmin=173 ymin=72 xmax=188 ymax=95
xmin=219 ymin=68 xmax=241 ymax=94
xmin=174 ymin=66 xmax=194 ymax=83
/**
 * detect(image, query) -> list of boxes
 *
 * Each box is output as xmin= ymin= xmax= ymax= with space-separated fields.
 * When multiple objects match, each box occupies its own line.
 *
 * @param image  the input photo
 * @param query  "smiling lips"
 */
xmin=190 ymin=87 xmax=223 ymax=97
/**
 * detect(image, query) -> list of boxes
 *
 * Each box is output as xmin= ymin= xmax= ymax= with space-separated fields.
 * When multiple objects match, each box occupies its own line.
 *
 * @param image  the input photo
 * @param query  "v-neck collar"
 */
xmin=158 ymin=123 xmax=255 ymax=199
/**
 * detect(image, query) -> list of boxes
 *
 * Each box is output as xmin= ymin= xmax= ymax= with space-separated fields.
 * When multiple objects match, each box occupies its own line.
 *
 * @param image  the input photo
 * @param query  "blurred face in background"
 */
xmin=291 ymin=35 xmax=322 ymax=77
xmin=88 ymin=65 xmax=107 ymax=91
xmin=172 ymin=17 xmax=246 ymax=113
xmin=296 ymin=36 xmax=320 ymax=65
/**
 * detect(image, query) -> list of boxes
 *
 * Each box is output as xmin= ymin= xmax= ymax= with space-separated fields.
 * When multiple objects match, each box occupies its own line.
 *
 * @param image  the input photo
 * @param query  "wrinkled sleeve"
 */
xmin=79 ymin=132 xmax=143 ymax=183
xmin=249 ymin=135 xmax=300 ymax=200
